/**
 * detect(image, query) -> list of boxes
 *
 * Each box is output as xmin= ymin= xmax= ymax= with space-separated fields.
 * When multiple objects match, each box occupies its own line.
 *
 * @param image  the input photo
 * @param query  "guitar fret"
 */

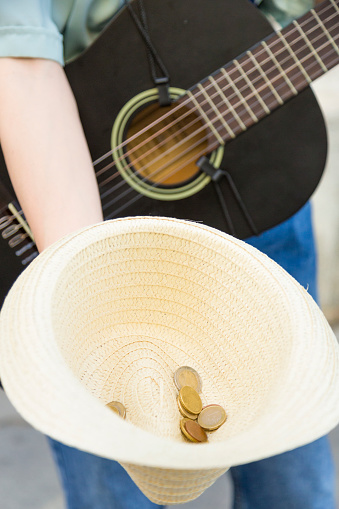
xmin=277 ymin=32 xmax=312 ymax=84
xmin=285 ymin=3 xmax=339 ymax=82
xmin=220 ymin=67 xmax=259 ymax=124
xmin=315 ymin=2 xmax=339 ymax=69
xmin=233 ymin=59 xmax=271 ymax=115
xmin=293 ymin=20 xmax=328 ymax=72
xmin=320 ymin=5 xmax=339 ymax=39
xmin=178 ymin=0 xmax=338 ymax=172
xmin=246 ymin=50 xmax=284 ymax=106
xmin=250 ymin=38 xmax=297 ymax=102
xmin=197 ymin=83 xmax=236 ymax=139
xmin=281 ymin=28 xmax=323 ymax=86
xmin=311 ymin=9 xmax=339 ymax=55
xmin=262 ymin=41 xmax=298 ymax=95
xmin=329 ymin=0 xmax=339 ymax=15
xmin=208 ymin=76 xmax=247 ymax=132
xmin=186 ymin=90 xmax=225 ymax=145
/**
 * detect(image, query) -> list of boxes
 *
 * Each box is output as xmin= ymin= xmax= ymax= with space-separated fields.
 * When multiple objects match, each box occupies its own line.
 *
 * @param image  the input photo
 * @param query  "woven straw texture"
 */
xmin=1 ymin=216 xmax=339 ymax=504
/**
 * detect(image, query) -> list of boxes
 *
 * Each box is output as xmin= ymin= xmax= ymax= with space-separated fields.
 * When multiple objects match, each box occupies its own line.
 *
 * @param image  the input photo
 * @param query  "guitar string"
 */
xmin=8 ymin=14 xmax=339 ymax=229
xmin=6 ymin=4 xmax=338 ymax=227
xmin=94 ymin=0 xmax=337 ymax=170
xmin=16 ymin=0 xmax=339 ymax=207
xmin=94 ymin=7 xmax=339 ymax=195
xmin=11 ymin=9 xmax=339 ymax=219
xmin=6 ymin=9 xmax=336 ymax=256
xmin=102 ymin=44 xmax=339 ymax=220
xmin=96 ymin=23 xmax=339 ymax=199
xmin=92 ymin=0 xmax=337 ymax=170
xmin=101 ymin=47 xmax=339 ymax=217
xmin=97 ymin=56 xmax=338 ymax=219
xmin=95 ymin=19 xmax=339 ymax=201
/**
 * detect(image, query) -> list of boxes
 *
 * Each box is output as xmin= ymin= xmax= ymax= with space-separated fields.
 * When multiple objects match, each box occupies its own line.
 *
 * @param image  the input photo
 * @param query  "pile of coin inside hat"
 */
xmin=105 ymin=366 xmax=226 ymax=443
xmin=174 ymin=366 xmax=227 ymax=443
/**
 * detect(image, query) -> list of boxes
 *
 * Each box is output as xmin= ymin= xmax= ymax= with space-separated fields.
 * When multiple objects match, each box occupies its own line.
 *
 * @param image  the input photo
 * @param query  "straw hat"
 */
xmin=1 ymin=216 xmax=339 ymax=505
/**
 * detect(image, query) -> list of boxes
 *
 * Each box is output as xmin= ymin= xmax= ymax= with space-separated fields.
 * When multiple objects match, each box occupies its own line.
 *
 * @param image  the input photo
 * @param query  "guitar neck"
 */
xmin=184 ymin=0 xmax=339 ymax=148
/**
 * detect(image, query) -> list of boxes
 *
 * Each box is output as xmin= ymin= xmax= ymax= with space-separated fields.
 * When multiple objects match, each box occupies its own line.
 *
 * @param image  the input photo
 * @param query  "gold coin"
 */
xmin=174 ymin=366 xmax=202 ymax=392
xmin=198 ymin=404 xmax=227 ymax=431
xmin=177 ymin=396 xmax=198 ymax=420
xmin=184 ymin=419 xmax=208 ymax=443
xmin=180 ymin=418 xmax=199 ymax=442
xmin=106 ymin=401 xmax=126 ymax=419
xmin=179 ymin=386 xmax=202 ymax=415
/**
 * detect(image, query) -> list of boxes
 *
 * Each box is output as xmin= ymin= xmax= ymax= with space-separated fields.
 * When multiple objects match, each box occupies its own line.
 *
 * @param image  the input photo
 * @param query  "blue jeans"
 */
xmin=48 ymin=203 xmax=335 ymax=509
xmin=230 ymin=202 xmax=335 ymax=509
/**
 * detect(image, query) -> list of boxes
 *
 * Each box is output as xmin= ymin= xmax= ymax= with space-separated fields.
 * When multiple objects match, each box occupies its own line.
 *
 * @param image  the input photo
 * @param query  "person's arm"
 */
xmin=0 ymin=57 xmax=103 ymax=252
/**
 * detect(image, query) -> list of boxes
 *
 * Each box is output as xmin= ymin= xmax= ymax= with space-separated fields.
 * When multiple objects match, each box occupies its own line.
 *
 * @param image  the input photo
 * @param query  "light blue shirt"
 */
xmin=0 ymin=0 xmax=315 ymax=65
xmin=0 ymin=0 xmax=123 ymax=65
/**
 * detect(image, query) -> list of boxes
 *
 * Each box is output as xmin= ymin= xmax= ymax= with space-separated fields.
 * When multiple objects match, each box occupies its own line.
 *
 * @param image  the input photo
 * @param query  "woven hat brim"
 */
xmin=1 ymin=217 xmax=339 ymax=470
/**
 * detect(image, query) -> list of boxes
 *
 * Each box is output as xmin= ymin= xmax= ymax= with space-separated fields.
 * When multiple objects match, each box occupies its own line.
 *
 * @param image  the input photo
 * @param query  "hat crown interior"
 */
xmin=52 ymin=230 xmax=292 ymax=444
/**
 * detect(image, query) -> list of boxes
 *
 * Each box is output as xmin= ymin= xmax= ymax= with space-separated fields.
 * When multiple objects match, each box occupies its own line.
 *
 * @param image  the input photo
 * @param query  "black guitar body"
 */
xmin=66 ymin=0 xmax=327 ymax=237
xmin=0 ymin=0 xmax=327 ymax=308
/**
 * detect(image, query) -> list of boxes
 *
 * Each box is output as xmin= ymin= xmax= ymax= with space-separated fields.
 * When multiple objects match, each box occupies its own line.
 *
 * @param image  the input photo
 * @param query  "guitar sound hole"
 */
xmin=125 ymin=101 xmax=209 ymax=187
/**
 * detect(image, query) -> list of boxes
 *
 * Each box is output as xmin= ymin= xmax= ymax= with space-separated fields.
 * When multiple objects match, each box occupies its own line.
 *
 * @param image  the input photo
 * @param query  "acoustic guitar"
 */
xmin=0 ymin=0 xmax=338 ymax=308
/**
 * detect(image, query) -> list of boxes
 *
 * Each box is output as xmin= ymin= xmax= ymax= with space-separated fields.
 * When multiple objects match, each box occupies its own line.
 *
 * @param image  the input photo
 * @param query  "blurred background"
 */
xmin=313 ymin=67 xmax=339 ymax=324
xmin=0 ymin=67 xmax=339 ymax=509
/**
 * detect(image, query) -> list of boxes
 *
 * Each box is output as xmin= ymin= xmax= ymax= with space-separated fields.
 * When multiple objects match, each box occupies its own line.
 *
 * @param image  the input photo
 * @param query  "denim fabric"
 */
xmin=48 ymin=203 xmax=335 ymax=509
xmin=229 ymin=202 xmax=336 ymax=509
xmin=230 ymin=436 xmax=335 ymax=509
xmin=47 ymin=438 xmax=164 ymax=509
xmin=246 ymin=201 xmax=318 ymax=300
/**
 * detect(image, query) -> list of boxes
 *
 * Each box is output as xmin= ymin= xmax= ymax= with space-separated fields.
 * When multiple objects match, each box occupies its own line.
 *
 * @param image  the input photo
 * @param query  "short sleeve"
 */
xmin=260 ymin=0 xmax=315 ymax=26
xmin=0 ymin=0 xmax=64 ymax=65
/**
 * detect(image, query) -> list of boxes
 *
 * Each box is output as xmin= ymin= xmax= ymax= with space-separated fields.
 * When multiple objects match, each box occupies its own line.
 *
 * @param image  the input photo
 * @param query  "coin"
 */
xmin=180 ymin=418 xmax=198 ymax=442
xmin=179 ymin=386 xmax=202 ymax=415
xmin=106 ymin=401 xmax=126 ymax=419
xmin=198 ymin=404 xmax=227 ymax=431
xmin=177 ymin=396 xmax=198 ymax=420
xmin=174 ymin=366 xmax=202 ymax=392
xmin=184 ymin=419 xmax=208 ymax=443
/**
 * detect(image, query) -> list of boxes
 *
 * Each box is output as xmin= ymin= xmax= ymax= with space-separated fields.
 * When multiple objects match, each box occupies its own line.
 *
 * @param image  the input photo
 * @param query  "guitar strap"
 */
xmin=125 ymin=0 xmax=172 ymax=106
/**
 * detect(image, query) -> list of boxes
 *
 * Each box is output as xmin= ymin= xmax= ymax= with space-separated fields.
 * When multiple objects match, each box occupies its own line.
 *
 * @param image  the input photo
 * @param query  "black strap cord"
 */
xmin=197 ymin=156 xmax=259 ymax=236
xmin=125 ymin=0 xmax=171 ymax=106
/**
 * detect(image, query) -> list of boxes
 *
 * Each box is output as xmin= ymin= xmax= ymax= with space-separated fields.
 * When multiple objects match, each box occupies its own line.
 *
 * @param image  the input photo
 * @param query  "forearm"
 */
xmin=0 ymin=58 xmax=103 ymax=252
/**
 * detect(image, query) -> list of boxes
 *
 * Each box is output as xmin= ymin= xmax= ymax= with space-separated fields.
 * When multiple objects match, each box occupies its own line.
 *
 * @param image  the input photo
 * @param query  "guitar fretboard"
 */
xmin=184 ymin=0 xmax=339 ymax=148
